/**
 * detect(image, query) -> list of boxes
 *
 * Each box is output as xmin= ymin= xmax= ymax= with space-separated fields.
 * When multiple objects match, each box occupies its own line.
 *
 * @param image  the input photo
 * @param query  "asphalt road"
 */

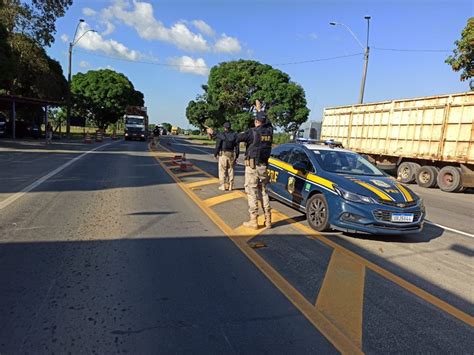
xmin=0 ymin=139 xmax=335 ymax=354
xmin=0 ymin=137 xmax=472 ymax=353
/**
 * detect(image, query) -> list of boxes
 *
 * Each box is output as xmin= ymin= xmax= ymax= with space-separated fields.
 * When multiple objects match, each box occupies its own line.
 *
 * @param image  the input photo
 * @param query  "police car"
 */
xmin=267 ymin=142 xmax=425 ymax=234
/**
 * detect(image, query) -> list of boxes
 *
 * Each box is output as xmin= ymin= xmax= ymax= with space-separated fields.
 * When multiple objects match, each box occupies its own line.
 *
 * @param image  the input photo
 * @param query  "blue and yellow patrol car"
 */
xmin=267 ymin=142 xmax=425 ymax=234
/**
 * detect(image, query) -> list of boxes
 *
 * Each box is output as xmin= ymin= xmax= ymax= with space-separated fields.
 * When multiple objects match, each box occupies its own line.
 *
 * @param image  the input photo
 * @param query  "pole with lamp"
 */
xmin=330 ymin=16 xmax=371 ymax=104
xmin=66 ymin=19 xmax=96 ymax=138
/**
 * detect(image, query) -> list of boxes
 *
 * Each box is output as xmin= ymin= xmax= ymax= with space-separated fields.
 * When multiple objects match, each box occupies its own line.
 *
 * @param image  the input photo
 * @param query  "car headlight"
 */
xmin=334 ymin=186 xmax=376 ymax=204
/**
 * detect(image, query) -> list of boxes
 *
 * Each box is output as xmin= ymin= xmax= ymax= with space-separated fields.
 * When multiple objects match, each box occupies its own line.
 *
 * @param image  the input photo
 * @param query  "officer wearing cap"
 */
xmin=214 ymin=121 xmax=239 ymax=191
xmin=207 ymin=100 xmax=273 ymax=229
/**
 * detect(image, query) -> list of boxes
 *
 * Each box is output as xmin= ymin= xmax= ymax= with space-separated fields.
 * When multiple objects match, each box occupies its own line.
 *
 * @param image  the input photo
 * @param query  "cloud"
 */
xmin=102 ymin=21 xmax=116 ymax=36
xmin=79 ymin=61 xmax=90 ymax=68
xmin=168 ymin=56 xmax=209 ymax=76
xmin=214 ymin=34 xmax=241 ymax=54
xmin=82 ymin=7 xmax=97 ymax=17
xmin=75 ymin=22 xmax=142 ymax=61
xmin=309 ymin=32 xmax=318 ymax=40
xmin=192 ymin=20 xmax=215 ymax=37
xmin=60 ymin=34 xmax=69 ymax=43
xmin=102 ymin=0 xmax=210 ymax=52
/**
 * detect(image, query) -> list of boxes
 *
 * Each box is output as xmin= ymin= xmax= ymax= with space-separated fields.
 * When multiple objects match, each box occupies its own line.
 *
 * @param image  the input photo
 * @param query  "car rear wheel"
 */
xmin=306 ymin=194 xmax=330 ymax=232
xmin=415 ymin=166 xmax=439 ymax=188
xmin=437 ymin=166 xmax=463 ymax=192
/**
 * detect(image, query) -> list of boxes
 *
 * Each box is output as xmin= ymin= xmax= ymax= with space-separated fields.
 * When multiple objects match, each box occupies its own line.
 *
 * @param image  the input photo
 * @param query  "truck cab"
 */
xmin=295 ymin=121 xmax=322 ymax=143
xmin=124 ymin=115 xmax=147 ymax=141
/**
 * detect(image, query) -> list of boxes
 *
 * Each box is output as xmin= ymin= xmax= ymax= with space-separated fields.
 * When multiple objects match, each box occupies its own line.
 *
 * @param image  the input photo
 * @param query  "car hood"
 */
xmin=331 ymin=174 xmax=418 ymax=204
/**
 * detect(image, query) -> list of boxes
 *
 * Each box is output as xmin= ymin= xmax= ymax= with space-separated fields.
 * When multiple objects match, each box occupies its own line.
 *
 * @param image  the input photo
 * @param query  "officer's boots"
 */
xmin=264 ymin=212 xmax=272 ymax=229
xmin=243 ymin=215 xmax=258 ymax=230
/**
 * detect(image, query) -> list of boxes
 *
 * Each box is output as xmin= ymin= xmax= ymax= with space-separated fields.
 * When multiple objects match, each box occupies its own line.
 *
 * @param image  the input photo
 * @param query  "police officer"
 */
xmin=214 ymin=121 xmax=239 ymax=191
xmin=207 ymin=100 xmax=273 ymax=230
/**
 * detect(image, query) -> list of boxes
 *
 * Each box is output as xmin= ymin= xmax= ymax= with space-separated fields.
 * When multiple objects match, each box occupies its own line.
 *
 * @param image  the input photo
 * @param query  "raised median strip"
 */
xmin=150 ymin=141 xmax=474 ymax=353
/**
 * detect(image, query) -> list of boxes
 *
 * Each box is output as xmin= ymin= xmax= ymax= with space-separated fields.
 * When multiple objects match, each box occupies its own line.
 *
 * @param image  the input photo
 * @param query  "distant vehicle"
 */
xmin=267 ymin=142 xmax=425 ymax=234
xmin=321 ymin=92 xmax=474 ymax=192
xmin=171 ymin=126 xmax=179 ymax=135
xmin=295 ymin=121 xmax=322 ymax=143
xmin=124 ymin=106 xmax=148 ymax=141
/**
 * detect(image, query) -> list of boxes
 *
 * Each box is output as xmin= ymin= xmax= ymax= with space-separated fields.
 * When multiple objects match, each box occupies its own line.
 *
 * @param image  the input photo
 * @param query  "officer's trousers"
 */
xmin=244 ymin=164 xmax=271 ymax=217
xmin=218 ymin=151 xmax=235 ymax=187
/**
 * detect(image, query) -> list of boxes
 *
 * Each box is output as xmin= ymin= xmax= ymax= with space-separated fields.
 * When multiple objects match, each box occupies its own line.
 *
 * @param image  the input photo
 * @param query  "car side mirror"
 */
xmin=292 ymin=161 xmax=307 ymax=172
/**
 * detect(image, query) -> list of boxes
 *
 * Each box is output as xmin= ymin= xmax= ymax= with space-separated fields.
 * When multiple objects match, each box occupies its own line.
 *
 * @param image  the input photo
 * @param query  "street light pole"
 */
xmin=66 ymin=19 xmax=88 ymax=139
xmin=359 ymin=16 xmax=371 ymax=104
xmin=330 ymin=16 xmax=371 ymax=104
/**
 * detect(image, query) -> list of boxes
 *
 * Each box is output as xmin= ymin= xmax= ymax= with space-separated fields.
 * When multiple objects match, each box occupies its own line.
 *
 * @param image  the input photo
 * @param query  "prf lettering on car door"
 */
xmin=268 ymin=169 xmax=279 ymax=183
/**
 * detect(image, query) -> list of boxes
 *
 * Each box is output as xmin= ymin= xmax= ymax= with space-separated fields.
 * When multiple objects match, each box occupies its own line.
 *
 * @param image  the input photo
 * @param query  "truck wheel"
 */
xmin=397 ymin=162 xmax=419 ymax=184
xmin=306 ymin=194 xmax=330 ymax=232
xmin=437 ymin=166 xmax=463 ymax=192
xmin=415 ymin=166 xmax=439 ymax=188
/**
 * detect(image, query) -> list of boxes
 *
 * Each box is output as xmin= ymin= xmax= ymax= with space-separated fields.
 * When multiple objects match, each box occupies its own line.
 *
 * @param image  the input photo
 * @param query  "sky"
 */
xmin=48 ymin=0 xmax=473 ymax=128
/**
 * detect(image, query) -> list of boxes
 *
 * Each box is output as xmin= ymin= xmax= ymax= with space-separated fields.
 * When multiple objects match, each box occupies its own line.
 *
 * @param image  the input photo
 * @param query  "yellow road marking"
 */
xmin=186 ymin=178 xmax=220 ymax=188
xmin=204 ymin=191 xmax=244 ymax=207
xmin=316 ymin=250 xmax=365 ymax=348
xmin=288 ymin=220 xmax=474 ymax=328
xmin=232 ymin=210 xmax=289 ymax=237
xmin=150 ymin=143 xmax=474 ymax=348
xmin=150 ymin=143 xmax=362 ymax=354
xmin=175 ymin=170 xmax=204 ymax=178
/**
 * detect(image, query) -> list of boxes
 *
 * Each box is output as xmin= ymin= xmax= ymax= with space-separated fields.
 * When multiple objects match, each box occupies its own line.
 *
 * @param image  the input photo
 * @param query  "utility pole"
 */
xmin=330 ymin=16 xmax=371 ymax=104
xmin=359 ymin=16 xmax=371 ymax=104
xmin=67 ymin=19 xmax=96 ymax=138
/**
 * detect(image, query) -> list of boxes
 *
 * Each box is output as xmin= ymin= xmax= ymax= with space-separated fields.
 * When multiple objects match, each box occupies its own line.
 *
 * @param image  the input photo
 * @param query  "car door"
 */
xmin=287 ymin=147 xmax=315 ymax=206
xmin=268 ymin=145 xmax=294 ymax=201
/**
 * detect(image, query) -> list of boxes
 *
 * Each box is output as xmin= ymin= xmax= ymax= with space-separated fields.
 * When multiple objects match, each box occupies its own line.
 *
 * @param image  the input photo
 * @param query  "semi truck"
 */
xmin=295 ymin=121 xmax=322 ymax=142
xmin=321 ymin=91 xmax=474 ymax=192
xmin=124 ymin=106 xmax=148 ymax=141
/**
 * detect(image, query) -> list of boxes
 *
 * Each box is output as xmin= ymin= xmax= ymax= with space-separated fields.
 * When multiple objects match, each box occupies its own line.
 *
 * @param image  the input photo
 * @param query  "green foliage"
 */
xmin=273 ymin=132 xmax=291 ymax=145
xmin=72 ymin=69 xmax=144 ymax=129
xmin=194 ymin=60 xmax=309 ymax=132
xmin=186 ymin=98 xmax=209 ymax=129
xmin=446 ymin=17 xmax=474 ymax=83
xmin=162 ymin=122 xmax=172 ymax=132
xmin=0 ymin=0 xmax=73 ymax=47
xmin=0 ymin=1 xmax=68 ymax=101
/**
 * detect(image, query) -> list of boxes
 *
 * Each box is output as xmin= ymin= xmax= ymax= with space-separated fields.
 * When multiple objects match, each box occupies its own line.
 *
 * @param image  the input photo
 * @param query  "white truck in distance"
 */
xmin=124 ymin=106 xmax=148 ymax=141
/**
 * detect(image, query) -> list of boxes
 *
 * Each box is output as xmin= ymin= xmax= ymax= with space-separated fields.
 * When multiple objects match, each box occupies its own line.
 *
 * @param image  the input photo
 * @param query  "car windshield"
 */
xmin=311 ymin=149 xmax=384 ymax=176
xmin=126 ymin=117 xmax=144 ymax=125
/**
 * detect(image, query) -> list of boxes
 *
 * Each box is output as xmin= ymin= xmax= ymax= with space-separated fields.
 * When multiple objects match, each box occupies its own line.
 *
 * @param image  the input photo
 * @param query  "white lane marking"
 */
xmin=0 ymin=142 xmax=116 ymax=211
xmin=426 ymin=221 xmax=474 ymax=238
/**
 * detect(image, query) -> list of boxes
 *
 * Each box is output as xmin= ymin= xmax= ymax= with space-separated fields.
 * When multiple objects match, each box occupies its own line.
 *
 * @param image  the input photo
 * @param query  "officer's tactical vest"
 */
xmin=246 ymin=123 xmax=273 ymax=165
xmin=222 ymin=132 xmax=237 ymax=151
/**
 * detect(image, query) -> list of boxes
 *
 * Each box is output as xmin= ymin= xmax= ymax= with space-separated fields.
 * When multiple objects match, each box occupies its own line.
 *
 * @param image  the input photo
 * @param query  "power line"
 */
xmin=272 ymin=53 xmax=364 ymax=66
xmin=75 ymin=49 xmax=365 ymax=68
xmin=373 ymin=47 xmax=451 ymax=53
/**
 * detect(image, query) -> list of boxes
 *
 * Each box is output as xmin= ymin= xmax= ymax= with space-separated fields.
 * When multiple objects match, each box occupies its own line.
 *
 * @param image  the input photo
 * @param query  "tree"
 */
xmin=191 ymin=60 xmax=310 ymax=132
xmin=185 ymin=97 xmax=209 ymax=130
xmin=446 ymin=17 xmax=474 ymax=83
xmin=0 ymin=0 xmax=73 ymax=47
xmin=71 ymin=69 xmax=144 ymax=129
xmin=162 ymin=122 xmax=172 ymax=132
xmin=5 ymin=33 xmax=68 ymax=100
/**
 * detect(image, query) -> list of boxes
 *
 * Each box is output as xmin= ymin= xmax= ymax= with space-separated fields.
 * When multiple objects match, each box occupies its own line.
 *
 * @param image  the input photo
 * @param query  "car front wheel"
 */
xmin=306 ymin=194 xmax=330 ymax=232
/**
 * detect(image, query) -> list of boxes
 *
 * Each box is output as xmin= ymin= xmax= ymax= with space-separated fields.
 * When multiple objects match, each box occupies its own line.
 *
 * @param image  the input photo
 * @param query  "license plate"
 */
xmin=391 ymin=213 xmax=414 ymax=223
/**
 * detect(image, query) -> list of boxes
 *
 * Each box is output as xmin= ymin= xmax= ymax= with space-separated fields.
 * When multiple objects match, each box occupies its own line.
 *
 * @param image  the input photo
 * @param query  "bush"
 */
xmin=273 ymin=132 xmax=291 ymax=145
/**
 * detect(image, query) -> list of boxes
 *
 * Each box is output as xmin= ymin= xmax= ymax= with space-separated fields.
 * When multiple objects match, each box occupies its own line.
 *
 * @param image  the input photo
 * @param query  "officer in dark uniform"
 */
xmin=214 ymin=121 xmax=239 ymax=191
xmin=207 ymin=100 xmax=273 ymax=229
